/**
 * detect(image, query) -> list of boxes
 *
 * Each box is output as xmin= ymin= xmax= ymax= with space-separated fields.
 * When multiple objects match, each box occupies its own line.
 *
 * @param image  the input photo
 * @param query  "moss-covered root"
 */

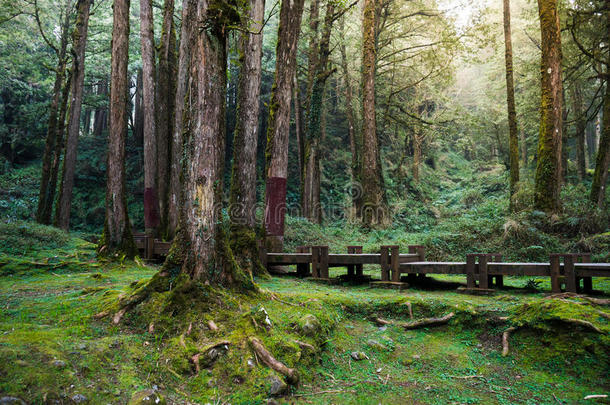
xmin=249 ymin=337 xmax=299 ymax=385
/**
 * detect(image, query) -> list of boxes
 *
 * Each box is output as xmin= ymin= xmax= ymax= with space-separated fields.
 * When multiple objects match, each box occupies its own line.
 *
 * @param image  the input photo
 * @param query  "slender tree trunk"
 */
xmin=167 ymin=0 xmax=196 ymax=239
xmin=293 ymin=72 xmax=305 ymax=199
xmin=503 ymin=0 xmax=519 ymax=211
xmin=413 ymin=128 xmax=421 ymax=182
xmin=56 ymin=0 xmax=92 ymax=230
xmin=101 ymin=0 xmax=137 ymax=257
xmin=228 ymin=0 xmax=266 ymax=272
xmin=571 ymin=82 xmax=587 ymax=180
xmin=339 ymin=17 xmax=360 ymax=220
xmin=157 ymin=0 xmax=176 ymax=237
xmin=561 ymin=89 xmax=568 ymax=183
xmin=303 ymin=0 xmax=335 ymax=224
xmin=590 ymin=10 xmax=610 ymax=208
xmin=36 ymin=4 xmax=71 ymax=225
xmin=520 ymin=128 xmax=527 ymax=167
xmin=361 ymin=0 xmax=387 ymax=226
xmin=140 ymin=0 xmax=160 ymax=234
xmin=263 ymin=0 xmax=306 ymax=251
xmin=82 ymin=107 xmax=91 ymax=136
xmin=304 ymin=0 xmax=320 ymax=117
xmin=534 ymin=0 xmax=563 ymax=213
xmin=92 ymin=79 xmax=108 ymax=138
xmin=134 ymin=68 xmax=144 ymax=146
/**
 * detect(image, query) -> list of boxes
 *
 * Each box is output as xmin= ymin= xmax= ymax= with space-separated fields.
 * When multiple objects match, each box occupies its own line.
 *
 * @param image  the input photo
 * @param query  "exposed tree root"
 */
xmin=502 ymin=326 xmax=517 ymax=356
xmin=403 ymin=301 xmax=414 ymax=319
xmin=582 ymin=297 xmax=610 ymax=306
xmin=293 ymin=339 xmax=316 ymax=352
xmin=249 ymin=337 xmax=299 ymax=385
xmin=207 ymin=320 xmax=219 ymax=331
xmin=402 ymin=312 xmax=455 ymax=329
xmin=372 ymin=317 xmax=393 ymax=326
xmin=563 ymin=318 xmax=603 ymax=334
xmin=191 ymin=340 xmax=231 ymax=374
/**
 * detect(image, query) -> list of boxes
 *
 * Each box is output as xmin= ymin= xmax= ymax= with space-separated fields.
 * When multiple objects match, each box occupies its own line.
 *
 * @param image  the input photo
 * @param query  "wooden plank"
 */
xmin=398 ymin=254 xmax=419 ymax=263
xmin=466 ymin=254 xmax=476 ymax=288
xmin=267 ymin=253 xmax=312 ymax=264
xmin=478 ymin=255 xmax=489 ymax=289
xmin=487 ymin=263 xmax=551 ymax=276
xmin=564 ymin=255 xmax=577 ymax=293
xmin=400 ymin=262 xmax=467 ymax=274
xmin=319 ymin=246 xmax=329 ymax=279
xmin=390 ymin=245 xmax=400 ymax=282
xmin=153 ymin=241 xmax=171 ymax=255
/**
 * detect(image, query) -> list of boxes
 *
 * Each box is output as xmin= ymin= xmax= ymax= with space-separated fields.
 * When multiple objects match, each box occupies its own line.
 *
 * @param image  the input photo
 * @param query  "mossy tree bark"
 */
xmin=264 ymin=0 xmax=306 ymax=251
xmin=56 ymin=0 xmax=92 ymax=230
xmin=36 ymin=0 xmax=72 ymax=225
xmin=157 ymin=0 xmax=177 ymax=238
xmin=167 ymin=0 xmax=196 ymax=240
xmin=228 ymin=0 xmax=266 ymax=274
xmin=503 ymin=0 xmax=519 ymax=211
xmin=303 ymin=0 xmax=335 ymax=224
xmin=534 ymin=0 xmax=563 ymax=213
xmin=339 ymin=16 xmax=361 ymax=220
xmin=100 ymin=0 xmax=137 ymax=258
xmin=140 ymin=0 xmax=160 ymax=235
xmin=360 ymin=0 xmax=388 ymax=226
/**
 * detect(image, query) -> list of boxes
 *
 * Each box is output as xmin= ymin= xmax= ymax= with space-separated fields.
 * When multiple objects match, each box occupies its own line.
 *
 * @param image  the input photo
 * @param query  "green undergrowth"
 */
xmin=0 ymin=222 xmax=609 ymax=404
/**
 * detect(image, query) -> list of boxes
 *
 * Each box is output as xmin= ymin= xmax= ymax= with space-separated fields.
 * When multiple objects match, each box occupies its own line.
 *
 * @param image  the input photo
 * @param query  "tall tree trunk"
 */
xmin=534 ymin=0 xmax=563 ymax=213
xmin=36 ymin=1 xmax=71 ymax=225
xmin=413 ymin=127 xmax=422 ymax=182
xmin=339 ymin=17 xmax=360 ymax=220
xmin=92 ymin=79 xmax=108 ymax=138
xmin=303 ymin=0 xmax=335 ymax=224
xmin=140 ymin=0 xmax=160 ymax=234
xmin=169 ymin=0 xmax=251 ymax=287
xmin=134 ymin=68 xmax=144 ymax=146
xmin=590 ymin=10 xmax=610 ymax=208
xmin=561 ymin=89 xmax=568 ymax=183
xmin=360 ymin=0 xmax=387 ymax=226
xmin=157 ymin=0 xmax=177 ymax=237
xmin=293 ymin=72 xmax=305 ymax=199
xmin=167 ymin=0 xmax=196 ymax=239
xmin=520 ymin=128 xmax=527 ymax=167
xmin=56 ymin=0 xmax=92 ymax=230
xmin=228 ymin=0 xmax=266 ymax=272
xmin=263 ymin=0 xmax=306 ymax=251
xmin=571 ymin=82 xmax=587 ymax=180
xmin=101 ymin=0 xmax=137 ymax=257
xmin=503 ymin=0 xmax=519 ymax=211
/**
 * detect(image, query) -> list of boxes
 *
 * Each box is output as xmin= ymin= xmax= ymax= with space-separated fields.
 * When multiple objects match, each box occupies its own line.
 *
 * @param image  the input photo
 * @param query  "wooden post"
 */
xmin=347 ymin=246 xmax=355 ymax=277
xmin=390 ymin=245 xmax=400 ymax=282
xmin=416 ymin=245 xmax=426 ymax=261
xmin=311 ymin=246 xmax=320 ymax=278
xmin=549 ymin=254 xmax=561 ymax=293
xmin=466 ymin=254 xmax=477 ymax=288
xmin=258 ymin=239 xmax=268 ymax=268
xmin=380 ymin=246 xmax=390 ymax=281
xmin=581 ymin=253 xmax=593 ymax=293
xmin=354 ymin=246 xmax=363 ymax=276
xmin=319 ymin=245 xmax=329 ymax=279
xmin=478 ymin=254 xmax=489 ymax=289
xmin=145 ymin=234 xmax=154 ymax=260
xmin=564 ymin=254 xmax=577 ymax=293
xmin=492 ymin=254 xmax=503 ymax=288
xmin=296 ymin=246 xmax=310 ymax=277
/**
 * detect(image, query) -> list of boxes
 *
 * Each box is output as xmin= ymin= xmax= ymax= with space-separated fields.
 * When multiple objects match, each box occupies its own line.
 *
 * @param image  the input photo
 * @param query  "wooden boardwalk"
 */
xmin=133 ymin=233 xmax=609 ymax=294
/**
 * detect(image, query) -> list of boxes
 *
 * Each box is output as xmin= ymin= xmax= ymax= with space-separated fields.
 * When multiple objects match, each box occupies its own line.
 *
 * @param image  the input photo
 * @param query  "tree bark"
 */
xmin=134 ymin=68 xmax=144 ymax=146
xmin=503 ymin=0 xmax=519 ymax=211
xmin=571 ymin=82 xmax=587 ymax=180
xmin=590 ymin=11 xmax=610 ymax=208
xmin=56 ymin=0 xmax=92 ymax=230
xmin=263 ymin=0 xmax=306 ymax=251
xmin=92 ymin=79 xmax=108 ymax=138
xmin=520 ymin=128 xmax=527 ymax=167
xmin=100 ymin=0 xmax=137 ymax=258
xmin=228 ymin=0 xmax=266 ymax=271
xmin=293 ymin=72 xmax=305 ymax=199
xmin=140 ymin=0 xmax=160 ymax=234
xmin=413 ymin=127 xmax=422 ymax=182
xmin=303 ymin=0 xmax=335 ymax=224
xmin=339 ymin=17 xmax=360 ymax=220
xmin=167 ymin=0 xmax=196 ymax=239
xmin=156 ymin=0 xmax=177 ymax=237
xmin=36 ymin=0 xmax=72 ymax=225
xmin=534 ymin=0 xmax=563 ymax=213
xmin=361 ymin=0 xmax=387 ymax=226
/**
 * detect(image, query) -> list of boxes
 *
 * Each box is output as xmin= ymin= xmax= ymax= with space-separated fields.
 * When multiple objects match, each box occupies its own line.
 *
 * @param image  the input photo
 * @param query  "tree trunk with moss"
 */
xmin=229 ymin=0 xmax=266 ymax=273
xmin=571 ymin=82 xmax=587 ymax=180
xmin=101 ymin=0 xmax=137 ymax=258
xmin=56 ymin=0 xmax=92 ymax=230
xmin=303 ymin=0 xmax=335 ymax=224
xmin=590 ymin=11 xmax=610 ymax=208
xmin=503 ymin=0 xmax=519 ymax=211
xmin=339 ymin=17 xmax=361 ymax=220
xmin=167 ymin=0 xmax=196 ymax=239
xmin=360 ymin=0 xmax=387 ymax=226
xmin=140 ymin=0 xmax=160 ymax=235
xmin=264 ymin=0 xmax=306 ymax=251
xmin=36 ymin=0 xmax=72 ymax=225
xmin=157 ymin=0 xmax=177 ymax=237
xmin=534 ymin=0 xmax=563 ymax=213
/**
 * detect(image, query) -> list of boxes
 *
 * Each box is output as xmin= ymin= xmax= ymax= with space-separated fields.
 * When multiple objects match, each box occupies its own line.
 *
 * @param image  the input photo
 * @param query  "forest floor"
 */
xmin=0 ymin=224 xmax=609 ymax=404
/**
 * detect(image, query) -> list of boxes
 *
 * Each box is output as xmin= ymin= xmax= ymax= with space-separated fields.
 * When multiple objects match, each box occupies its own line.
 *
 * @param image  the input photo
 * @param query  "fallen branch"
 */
xmin=292 ymin=389 xmax=356 ymax=397
xmin=373 ymin=317 xmax=393 ymax=326
xmin=293 ymin=339 xmax=315 ymax=351
xmin=502 ymin=326 xmax=517 ymax=356
xmin=402 ymin=312 xmax=455 ymax=329
xmin=450 ymin=375 xmax=486 ymax=380
xmin=584 ymin=394 xmax=608 ymax=400
xmin=249 ymin=337 xmax=299 ymax=385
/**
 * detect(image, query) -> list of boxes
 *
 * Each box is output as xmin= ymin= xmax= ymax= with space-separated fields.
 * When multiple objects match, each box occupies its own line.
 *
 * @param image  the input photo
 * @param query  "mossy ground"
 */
xmin=0 ymin=223 xmax=609 ymax=404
